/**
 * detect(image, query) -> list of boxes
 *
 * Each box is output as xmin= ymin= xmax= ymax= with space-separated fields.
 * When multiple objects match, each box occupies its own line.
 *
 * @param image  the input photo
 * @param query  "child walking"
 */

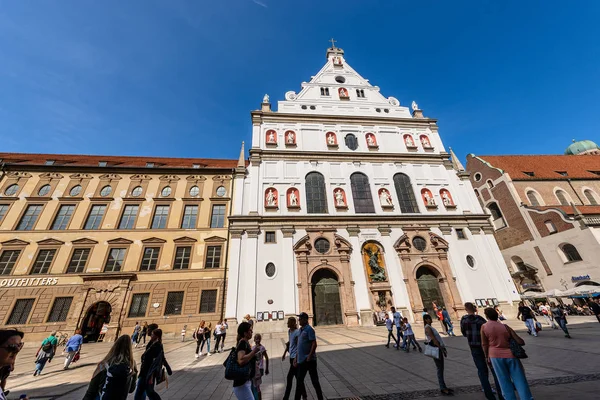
xmin=384 ymin=314 xmax=398 ymax=349
xmin=402 ymin=317 xmax=422 ymax=352
xmin=252 ymin=333 xmax=269 ymax=400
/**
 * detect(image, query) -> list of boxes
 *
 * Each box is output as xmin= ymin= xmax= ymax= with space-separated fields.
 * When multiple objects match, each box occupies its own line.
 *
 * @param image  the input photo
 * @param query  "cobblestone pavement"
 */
xmin=5 ymin=316 xmax=600 ymax=399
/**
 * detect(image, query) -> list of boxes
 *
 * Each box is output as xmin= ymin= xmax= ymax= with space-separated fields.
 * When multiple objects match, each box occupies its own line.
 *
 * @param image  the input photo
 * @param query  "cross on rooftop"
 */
xmin=329 ymin=38 xmax=337 ymax=48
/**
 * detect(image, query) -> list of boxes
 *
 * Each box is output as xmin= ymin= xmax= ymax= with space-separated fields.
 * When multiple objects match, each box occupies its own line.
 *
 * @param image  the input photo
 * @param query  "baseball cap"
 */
xmin=297 ymin=312 xmax=309 ymax=319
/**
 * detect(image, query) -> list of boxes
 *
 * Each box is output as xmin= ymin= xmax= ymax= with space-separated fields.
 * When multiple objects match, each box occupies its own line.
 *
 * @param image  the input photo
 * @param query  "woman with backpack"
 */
xmin=193 ymin=321 xmax=205 ymax=358
xmin=33 ymin=331 xmax=57 ymax=376
xmin=83 ymin=334 xmax=138 ymax=400
xmin=134 ymin=329 xmax=172 ymax=400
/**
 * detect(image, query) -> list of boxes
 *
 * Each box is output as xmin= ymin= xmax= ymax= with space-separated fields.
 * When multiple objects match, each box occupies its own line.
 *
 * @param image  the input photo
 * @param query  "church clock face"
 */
xmin=216 ymin=186 xmax=227 ymax=197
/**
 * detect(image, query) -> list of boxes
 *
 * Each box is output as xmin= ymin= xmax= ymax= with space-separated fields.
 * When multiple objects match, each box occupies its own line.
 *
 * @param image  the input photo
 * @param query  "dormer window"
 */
xmin=556 ymin=171 xmax=568 ymax=176
xmin=146 ymin=162 xmax=155 ymax=168
xmin=98 ymin=161 xmax=108 ymax=167
xmin=356 ymin=89 xmax=365 ymax=98
xmin=45 ymin=160 xmax=55 ymax=166
xmin=589 ymin=171 xmax=600 ymax=176
xmin=523 ymin=171 xmax=535 ymax=177
xmin=320 ymin=87 xmax=330 ymax=96
xmin=193 ymin=164 xmax=201 ymax=169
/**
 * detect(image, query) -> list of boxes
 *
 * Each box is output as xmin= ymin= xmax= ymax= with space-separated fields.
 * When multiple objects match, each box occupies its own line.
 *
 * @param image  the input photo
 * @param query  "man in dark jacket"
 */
xmin=588 ymin=299 xmax=600 ymax=323
xmin=460 ymin=302 xmax=504 ymax=400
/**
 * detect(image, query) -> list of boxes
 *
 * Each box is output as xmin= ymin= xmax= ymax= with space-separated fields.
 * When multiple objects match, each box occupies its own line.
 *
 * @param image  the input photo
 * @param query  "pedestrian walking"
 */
xmin=282 ymin=317 xmax=307 ymax=400
xmin=481 ymin=308 xmax=533 ymax=400
xmin=423 ymin=314 xmax=453 ymax=396
xmin=391 ymin=307 xmax=404 ymax=348
xmin=401 ymin=318 xmax=422 ymax=352
xmin=252 ymin=333 xmax=269 ymax=400
xmin=441 ymin=308 xmax=456 ymax=336
xmin=550 ymin=302 xmax=571 ymax=338
xmin=33 ymin=331 xmax=57 ymax=376
xmin=201 ymin=323 xmax=212 ymax=356
xmin=134 ymin=328 xmax=172 ymax=400
xmin=384 ymin=313 xmax=398 ymax=348
xmin=588 ymin=299 xmax=600 ymax=323
xmin=538 ymin=303 xmax=558 ymax=329
xmin=63 ymin=329 xmax=83 ymax=370
xmin=137 ymin=322 xmax=148 ymax=348
xmin=460 ymin=302 xmax=504 ymax=400
xmin=516 ymin=302 xmax=538 ymax=337
xmin=244 ymin=314 xmax=254 ymax=328
xmin=132 ymin=322 xmax=141 ymax=344
xmin=0 ymin=329 xmax=27 ymax=400
xmin=193 ymin=321 xmax=205 ymax=358
xmin=98 ymin=323 xmax=109 ymax=342
xmin=232 ymin=322 xmax=260 ymax=400
xmin=83 ymin=334 xmax=138 ymax=400
xmin=294 ymin=312 xmax=324 ymax=400
xmin=436 ymin=308 xmax=448 ymax=335
xmin=220 ymin=319 xmax=229 ymax=353
xmin=214 ymin=321 xmax=224 ymax=352
xmin=181 ymin=325 xmax=187 ymax=342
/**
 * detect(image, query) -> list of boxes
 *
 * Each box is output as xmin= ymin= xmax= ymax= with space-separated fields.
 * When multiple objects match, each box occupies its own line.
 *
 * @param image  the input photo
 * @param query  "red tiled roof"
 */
xmin=476 ymin=154 xmax=600 ymax=180
xmin=0 ymin=152 xmax=240 ymax=170
xmin=529 ymin=205 xmax=600 ymax=216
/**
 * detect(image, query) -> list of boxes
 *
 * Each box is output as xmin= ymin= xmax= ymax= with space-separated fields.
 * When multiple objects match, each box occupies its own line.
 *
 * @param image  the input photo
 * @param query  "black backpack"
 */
xmin=100 ymin=363 xmax=134 ymax=400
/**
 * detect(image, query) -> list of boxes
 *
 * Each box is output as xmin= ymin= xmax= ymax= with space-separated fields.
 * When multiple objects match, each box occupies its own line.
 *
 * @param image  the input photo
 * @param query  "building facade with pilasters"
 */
xmin=225 ymin=45 xmax=520 ymax=329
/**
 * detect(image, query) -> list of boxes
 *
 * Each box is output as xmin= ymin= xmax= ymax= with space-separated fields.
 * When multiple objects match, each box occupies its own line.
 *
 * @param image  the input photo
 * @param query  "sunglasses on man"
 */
xmin=0 ymin=343 xmax=24 ymax=354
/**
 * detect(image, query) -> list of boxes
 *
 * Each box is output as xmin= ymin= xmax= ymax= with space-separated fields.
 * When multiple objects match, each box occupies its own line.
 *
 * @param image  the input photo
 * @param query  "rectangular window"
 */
xmin=210 ymin=204 xmax=226 ymax=228
xmin=199 ymin=289 xmax=217 ymax=313
xmin=47 ymin=297 xmax=73 ymax=322
xmin=7 ymin=298 xmax=35 ymax=325
xmin=205 ymin=245 xmax=221 ymax=269
xmin=128 ymin=293 xmax=150 ymax=318
xmin=119 ymin=205 xmax=139 ymax=229
xmin=356 ymin=89 xmax=365 ymax=98
xmin=67 ymin=248 xmax=90 ymax=274
xmin=84 ymin=205 xmax=106 ymax=230
xmin=181 ymin=205 xmax=198 ymax=229
xmin=320 ymin=87 xmax=330 ymax=96
xmin=151 ymin=205 xmax=170 ymax=229
xmin=164 ymin=291 xmax=184 ymax=315
xmin=51 ymin=205 xmax=75 ymax=230
xmin=0 ymin=250 xmax=20 ymax=275
xmin=456 ymin=229 xmax=466 ymax=239
xmin=173 ymin=246 xmax=191 ymax=270
xmin=104 ymin=248 xmax=126 ymax=272
xmin=140 ymin=247 xmax=160 ymax=271
xmin=0 ymin=204 xmax=9 ymax=222
xmin=265 ymin=231 xmax=276 ymax=243
xmin=545 ymin=221 xmax=557 ymax=234
xmin=30 ymin=249 xmax=56 ymax=274
xmin=16 ymin=204 xmax=43 ymax=231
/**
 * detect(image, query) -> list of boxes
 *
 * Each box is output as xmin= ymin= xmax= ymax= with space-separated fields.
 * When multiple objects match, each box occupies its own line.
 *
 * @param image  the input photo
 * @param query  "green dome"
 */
xmin=565 ymin=139 xmax=600 ymax=155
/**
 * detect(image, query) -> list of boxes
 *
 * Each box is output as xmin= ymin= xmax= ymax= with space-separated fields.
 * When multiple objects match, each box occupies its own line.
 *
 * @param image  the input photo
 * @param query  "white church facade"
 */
xmin=225 ymin=44 xmax=520 ymax=328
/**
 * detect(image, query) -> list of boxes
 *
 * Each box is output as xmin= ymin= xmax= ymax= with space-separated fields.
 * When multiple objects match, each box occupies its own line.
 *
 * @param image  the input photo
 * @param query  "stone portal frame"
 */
xmin=394 ymin=228 xmax=463 ymax=321
xmin=293 ymin=228 xmax=359 ymax=326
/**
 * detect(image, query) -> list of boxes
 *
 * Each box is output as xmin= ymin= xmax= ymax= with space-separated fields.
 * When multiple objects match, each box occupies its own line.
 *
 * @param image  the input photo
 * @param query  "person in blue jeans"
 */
xmin=391 ymin=307 xmax=404 ymax=348
xmin=482 ymin=308 xmax=533 ymax=400
xmin=441 ymin=308 xmax=456 ymax=336
xmin=294 ymin=312 xmax=323 ymax=400
xmin=63 ymin=329 xmax=83 ymax=370
xmin=550 ymin=302 xmax=571 ymax=338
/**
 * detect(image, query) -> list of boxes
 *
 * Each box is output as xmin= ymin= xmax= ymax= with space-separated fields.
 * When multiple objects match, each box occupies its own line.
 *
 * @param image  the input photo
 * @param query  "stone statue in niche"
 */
xmin=412 ymin=101 xmax=419 ymax=111
xmin=404 ymin=135 xmax=415 ymax=147
xmin=289 ymin=190 xmax=298 ymax=206
xmin=335 ymin=189 xmax=346 ymax=207
xmin=367 ymin=134 xmax=376 ymax=147
xmin=333 ymin=56 xmax=343 ymax=66
xmin=421 ymin=136 xmax=431 ymax=147
xmin=263 ymin=94 xmax=270 ymax=103
xmin=266 ymin=189 xmax=277 ymax=207
xmin=423 ymin=191 xmax=436 ymax=206
xmin=379 ymin=189 xmax=393 ymax=206
xmin=287 ymin=131 xmax=295 ymax=144
xmin=327 ymin=133 xmax=336 ymax=145
xmin=365 ymin=247 xmax=386 ymax=282
xmin=442 ymin=191 xmax=453 ymax=206
xmin=267 ymin=131 xmax=276 ymax=143
xmin=339 ymin=88 xmax=348 ymax=98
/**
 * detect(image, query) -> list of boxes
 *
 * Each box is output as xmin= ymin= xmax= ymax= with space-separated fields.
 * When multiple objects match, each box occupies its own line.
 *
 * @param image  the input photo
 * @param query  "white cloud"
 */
xmin=252 ymin=0 xmax=268 ymax=8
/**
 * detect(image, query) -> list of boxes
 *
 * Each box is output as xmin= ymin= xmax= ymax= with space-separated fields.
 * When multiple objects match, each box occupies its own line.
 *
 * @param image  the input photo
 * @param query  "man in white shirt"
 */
xmin=391 ymin=307 xmax=404 ymax=349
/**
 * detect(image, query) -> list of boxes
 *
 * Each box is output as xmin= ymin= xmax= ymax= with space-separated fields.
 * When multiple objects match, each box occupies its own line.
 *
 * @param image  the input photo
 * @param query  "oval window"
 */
xmin=189 ymin=186 xmax=200 ymax=197
xmin=466 ymin=255 xmax=476 ymax=268
xmin=161 ymin=186 xmax=172 ymax=197
xmin=100 ymin=185 xmax=112 ymax=197
xmin=474 ymin=173 xmax=482 ymax=182
xmin=266 ymin=262 xmax=276 ymax=278
xmin=4 ymin=184 xmax=19 ymax=196
xmin=314 ymin=238 xmax=331 ymax=254
xmin=216 ymin=186 xmax=227 ymax=197
xmin=412 ymin=236 xmax=427 ymax=252
xmin=131 ymin=186 xmax=143 ymax=197
xmin=38 ymin=184 xmax=51 ymax=196
xmin=335 ymin=76 xmax=346 ymax=83
xmin=69 ymin=185 xmax=82 ymax=197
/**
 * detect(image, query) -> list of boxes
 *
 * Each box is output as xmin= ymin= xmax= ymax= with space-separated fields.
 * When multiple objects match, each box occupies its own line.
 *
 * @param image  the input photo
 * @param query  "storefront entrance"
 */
xmin=81 ymin=301 xmax=112 ymax=342
xmin=417 ymin=266 xmax=445 ymax=319
xmin=312 ymin=269 xmax=343 ymax=326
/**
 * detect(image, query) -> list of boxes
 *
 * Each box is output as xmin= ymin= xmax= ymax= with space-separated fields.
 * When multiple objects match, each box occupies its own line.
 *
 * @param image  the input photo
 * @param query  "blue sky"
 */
xmin=1 ymin=1 xmax=599 ymax=162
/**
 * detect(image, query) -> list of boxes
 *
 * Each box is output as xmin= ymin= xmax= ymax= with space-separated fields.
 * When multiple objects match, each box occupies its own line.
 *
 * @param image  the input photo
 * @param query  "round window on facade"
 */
xmin=131 ymin=186 xmax=143 ymax=197
xmin=38 ymin=184 xmax=51 ymax=196
xmin=314 ymin=238 xmax=331 ymax=254
xmin=216 ymin=186 xmax=227 ymax=197
xmin=266 ymin=262 xmax=276 ymax=278
xmin=474 ymin=173 xmax=482 ymax=182
xmin=189 ymin=186 xmax=200 ymax=197
xmin=69 ymin=185 xmax=82 ymax=197
xmin=100 ymin=185 xmax=112 ymax=197
xmin=412 ymin=236 xmax=427 ymax=252
xmin=335 ymin=76 xmax=346 ymax=83
xmin=4 ymin=184 xmax=19 ymax=196
xmin=466 ymin=255 xmax=476 ymax=269
xmin=161 ymin=186 xmax=172 ymax=197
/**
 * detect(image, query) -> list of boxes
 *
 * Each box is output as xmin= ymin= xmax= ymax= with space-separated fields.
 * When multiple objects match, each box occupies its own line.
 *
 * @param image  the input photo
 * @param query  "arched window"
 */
xmin=560 ymin=243 xmax=582 ymax=262
xmin=510 ymin=256 xmax=526 ymax=272
xmin=393 ymin=173 xmax=419 ymax=213
xmin=345 ymin=134 xmax=358 ymax=150
xmin=487 ymin=180 xmax=494 ymax=189
xmin=584 ymin=189 xmax=598 ymax=205
xmin=555 ymin=190 xmax=570 ymax=206
xmin=526 ymin=190 xmax=541 ymax=206
xmin=487 ymin=202 xmax=506 ymax=229
xmin=350 ymin=173 xmax=375 ymax=213
xmin=305 ymin=172 xmax=328 ymax=214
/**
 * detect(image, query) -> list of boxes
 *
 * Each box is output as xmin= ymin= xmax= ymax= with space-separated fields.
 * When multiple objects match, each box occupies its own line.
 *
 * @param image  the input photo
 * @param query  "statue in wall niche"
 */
xmin=442 ymin=191 xmax=453 ymax=206
xmin=267 ymin=131 xmax=276 ymax=143
xmin=405 ymin=135 xmax=415 ymax=147
xmin=423 ymin=191 xmax=436 ymax=206
xmin=412 ymin=101 xmax=419 ymax=111
xmin=289 ymin=190 xmax=298 ymax=206
xmin=263 ymin=94 xmax=270 ymax=103
xmin=266 ymin=189 xmax=277 ymax=207
xmin=421 ymin=136 xmax=431 ymax=147
xmin=339 ymin=88 xmax=348 ymax=98
xmin=335 ymin=189 xmax=346 ymax=207
xmin=286 ymin=131 xmax=295 ymax=144
xmin=327 ymin=133 xmax=336 ymax=145
xmin=365 ymin=247 xmax=386 ymax=282
xmin=367 ymin=134 xmax=376 ymax=146
xmin=379 ymin=189 xmax=393 ymax=206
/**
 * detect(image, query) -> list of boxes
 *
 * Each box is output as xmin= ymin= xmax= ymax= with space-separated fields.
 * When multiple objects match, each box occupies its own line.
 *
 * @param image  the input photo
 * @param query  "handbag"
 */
xmin=535 ymin=321 xmax=542 ymax=332
xmin=156 ymin=366 xmax=168 ymax=387
xmin=505 ymin=325 xmax=527 ymax=359
xmin=224 ymin=346 xmax=253 ymax=381
xmin=72 ymin=351 xmax=80 ymax=363
xmin=423 ymin=342 xmax=440 ymax=359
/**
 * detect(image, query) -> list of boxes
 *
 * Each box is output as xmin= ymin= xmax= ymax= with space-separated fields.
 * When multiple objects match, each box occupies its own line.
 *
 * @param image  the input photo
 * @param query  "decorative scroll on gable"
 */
xmin=69 ymin=173 xmax=93 ymax=180
xmin=39 ymin=173 xmax=64 ymax=180
xmin=130 ymin=174 xmax=152 ymax=181
xmin=99 ymin=174 xmax=122 ymax=181
xmin=187 ymin=175 xmax=206 ymax=182
xmin=6 ymin=172 xmax=32 ymax=179
xmin=159 ymin=175 xmax=180 ymax=182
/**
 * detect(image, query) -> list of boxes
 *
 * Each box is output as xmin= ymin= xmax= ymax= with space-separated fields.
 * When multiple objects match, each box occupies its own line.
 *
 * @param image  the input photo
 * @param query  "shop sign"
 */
xmin=0 ymin=277 xmax=59 ymax=287
xmin=572 ymin=275 xmax=591 ymax=282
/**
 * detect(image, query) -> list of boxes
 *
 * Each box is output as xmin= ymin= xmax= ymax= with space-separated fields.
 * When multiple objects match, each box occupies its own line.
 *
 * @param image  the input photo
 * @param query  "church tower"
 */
xmin=225 ymin=42 xmax=520 ymax=328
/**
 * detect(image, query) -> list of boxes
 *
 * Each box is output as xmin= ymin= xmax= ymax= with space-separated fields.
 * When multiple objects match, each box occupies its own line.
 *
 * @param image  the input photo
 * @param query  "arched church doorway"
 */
xmin=311 ymin=268 xmax=343 ymax=326
xmin=416 ymin=266 xmax=445 ymax=319
xmin=81 ymin=301 xmax=112 ymax=342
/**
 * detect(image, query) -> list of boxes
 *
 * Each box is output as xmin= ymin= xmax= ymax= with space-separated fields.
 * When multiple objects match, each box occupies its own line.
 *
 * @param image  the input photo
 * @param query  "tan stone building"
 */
xmin=0 ymin=152 xmax=239 ymax=342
